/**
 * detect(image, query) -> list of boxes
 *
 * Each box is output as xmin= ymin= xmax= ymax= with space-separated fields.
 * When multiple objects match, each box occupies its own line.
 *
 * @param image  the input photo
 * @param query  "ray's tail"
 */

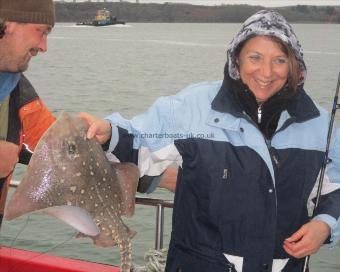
xmin=119 ymin=239 xmax=132 ymax=272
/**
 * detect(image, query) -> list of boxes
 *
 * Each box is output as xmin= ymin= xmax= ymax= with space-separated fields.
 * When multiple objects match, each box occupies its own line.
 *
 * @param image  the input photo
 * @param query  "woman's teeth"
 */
xmin=256 ymin=79 xmax=271 ymax=88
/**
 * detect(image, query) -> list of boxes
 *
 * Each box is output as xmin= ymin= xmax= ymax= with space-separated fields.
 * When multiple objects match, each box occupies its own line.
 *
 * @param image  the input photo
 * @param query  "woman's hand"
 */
xmin=78 ymin=112 xmax=112 ymax=144
xmin=283 ymin=220 xmax=330 ymax=258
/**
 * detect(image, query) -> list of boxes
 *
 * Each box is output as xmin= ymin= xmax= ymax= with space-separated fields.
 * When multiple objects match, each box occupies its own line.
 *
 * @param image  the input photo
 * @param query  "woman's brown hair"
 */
xmin=270 ymin=36 xmax=301 ymax=93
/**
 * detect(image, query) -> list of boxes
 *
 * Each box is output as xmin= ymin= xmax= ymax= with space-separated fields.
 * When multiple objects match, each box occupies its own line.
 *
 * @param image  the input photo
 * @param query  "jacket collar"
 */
xmin=10 ymin=74 xmax=39 ymax=109
xmin=0 ymin=72 xmax=21 ymax=102
xmin=8 ymin=74 xmax=39 ymax=145
xmin=211 ymin=74 xmax=320 ymax=124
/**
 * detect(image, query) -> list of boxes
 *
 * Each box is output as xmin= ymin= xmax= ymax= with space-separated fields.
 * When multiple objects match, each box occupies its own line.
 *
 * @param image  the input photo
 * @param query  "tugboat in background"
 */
xmin=76 ymin=8 xmax=125 ymax=26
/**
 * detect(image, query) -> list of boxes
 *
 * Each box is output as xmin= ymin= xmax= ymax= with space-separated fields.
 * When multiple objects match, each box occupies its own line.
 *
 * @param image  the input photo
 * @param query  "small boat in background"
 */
xmin=76 ymin=9 xmax=125 ymax=27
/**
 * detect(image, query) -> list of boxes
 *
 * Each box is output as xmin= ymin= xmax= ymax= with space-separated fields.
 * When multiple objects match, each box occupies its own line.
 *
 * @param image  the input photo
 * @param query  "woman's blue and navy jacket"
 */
xmin=106 ymin=79 xmax=340 ymax=272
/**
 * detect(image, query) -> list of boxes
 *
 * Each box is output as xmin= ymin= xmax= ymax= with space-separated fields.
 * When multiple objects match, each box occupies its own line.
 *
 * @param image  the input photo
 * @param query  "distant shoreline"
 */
xmin=55 ymin=2 xmax=340 ymax=24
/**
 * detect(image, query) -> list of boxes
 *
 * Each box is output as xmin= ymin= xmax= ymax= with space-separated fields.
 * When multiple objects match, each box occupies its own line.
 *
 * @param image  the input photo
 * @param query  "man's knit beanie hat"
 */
xmin=0 ymin=0 xmax=55 ymax=27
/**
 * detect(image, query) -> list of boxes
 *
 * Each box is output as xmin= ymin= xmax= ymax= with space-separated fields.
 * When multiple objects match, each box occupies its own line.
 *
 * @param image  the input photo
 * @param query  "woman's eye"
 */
xmin=273 ymin=58 xmax=288 ymax=65
xmin=249 ymin=55 xmax=261 ymax=62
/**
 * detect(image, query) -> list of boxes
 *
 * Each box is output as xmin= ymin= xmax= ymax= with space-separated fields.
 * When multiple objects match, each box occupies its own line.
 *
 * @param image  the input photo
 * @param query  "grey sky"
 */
xmin=60 ymin=0 xmax=340 ymax=7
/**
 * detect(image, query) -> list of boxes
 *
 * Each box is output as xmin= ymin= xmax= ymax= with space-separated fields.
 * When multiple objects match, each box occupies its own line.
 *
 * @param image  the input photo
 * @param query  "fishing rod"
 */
xmin=302 ymin=71 xmax=340 ymax=272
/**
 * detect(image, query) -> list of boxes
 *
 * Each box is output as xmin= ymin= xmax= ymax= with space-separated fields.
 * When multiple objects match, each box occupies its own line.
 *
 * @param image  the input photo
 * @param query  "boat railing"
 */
xmin=9 ymin=180 xmax=174 ymax=251
xmin=135 ymin=197 xmax=173 ymax=250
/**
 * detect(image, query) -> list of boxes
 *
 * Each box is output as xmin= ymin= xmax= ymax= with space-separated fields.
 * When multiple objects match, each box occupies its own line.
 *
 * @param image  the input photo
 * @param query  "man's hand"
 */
xmin=283 ymin=220 xmax=330 ymax=258
xmin=78 ymin=112 xmax=112 ymax=144
xmin=0 ymin=140 xmax=19 ymax=178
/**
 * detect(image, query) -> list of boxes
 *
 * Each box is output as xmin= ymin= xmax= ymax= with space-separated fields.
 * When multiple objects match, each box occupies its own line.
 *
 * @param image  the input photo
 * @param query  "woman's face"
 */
xmin=238 ymin=36 xmax=290 ymax=103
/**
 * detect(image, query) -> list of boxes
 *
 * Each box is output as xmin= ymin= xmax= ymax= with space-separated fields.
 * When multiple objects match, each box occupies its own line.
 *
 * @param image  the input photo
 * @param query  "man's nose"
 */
xmin=38 ymin=36 xmax=48 ymax=53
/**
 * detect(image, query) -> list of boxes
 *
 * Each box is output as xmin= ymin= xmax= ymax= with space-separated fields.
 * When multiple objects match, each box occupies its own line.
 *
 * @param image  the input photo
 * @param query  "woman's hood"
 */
xmin=227 ymin=10 xmax=307 ymax=85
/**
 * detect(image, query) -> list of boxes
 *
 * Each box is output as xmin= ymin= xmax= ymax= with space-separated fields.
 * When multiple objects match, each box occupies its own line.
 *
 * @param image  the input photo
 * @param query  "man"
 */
xmin=0 ymin=0 xmax=56 ymax=226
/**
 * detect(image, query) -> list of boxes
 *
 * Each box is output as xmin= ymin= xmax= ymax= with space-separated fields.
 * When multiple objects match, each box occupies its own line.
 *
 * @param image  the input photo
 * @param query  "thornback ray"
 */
xmin=5 ymin=112 xmax=139 ymax=272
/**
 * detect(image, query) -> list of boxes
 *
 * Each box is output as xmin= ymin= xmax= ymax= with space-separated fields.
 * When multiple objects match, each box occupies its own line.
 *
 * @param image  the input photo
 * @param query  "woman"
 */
xmin=80 ymin=10 xmax=340 ymax=272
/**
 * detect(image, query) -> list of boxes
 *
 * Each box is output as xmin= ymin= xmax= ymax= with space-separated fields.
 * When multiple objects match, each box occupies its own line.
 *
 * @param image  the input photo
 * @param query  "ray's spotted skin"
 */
xmin=5 ymin=112 xmax=139 ymax=272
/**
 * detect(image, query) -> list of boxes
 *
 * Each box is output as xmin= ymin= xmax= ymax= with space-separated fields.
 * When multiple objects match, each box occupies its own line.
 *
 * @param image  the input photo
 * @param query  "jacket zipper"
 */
xmin=242 ymin=110 xmax=280 ymax=168
xmin=257 ymin=103 xmax=263 ymax=123
xmin=265 ymin=138 xmax=280 ymax=167
xmin=241 ymin=110 xmax=278 ymax=228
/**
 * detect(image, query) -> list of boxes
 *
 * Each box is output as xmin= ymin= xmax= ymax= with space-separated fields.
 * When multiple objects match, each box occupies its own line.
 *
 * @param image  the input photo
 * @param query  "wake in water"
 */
xmin=304 ymin=50 xmax=339 ymax=55
xmin=0 ymin=214 xmax=77 ymax=272
xmin=61 ymin=24 xmax=132 ymax=28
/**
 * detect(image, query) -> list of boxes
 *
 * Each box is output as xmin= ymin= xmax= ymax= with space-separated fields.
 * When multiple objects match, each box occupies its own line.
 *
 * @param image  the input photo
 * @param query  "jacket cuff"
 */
xmin=313 ymin=214 xmax=339 ymax=248
xmin=104 ymin=119 xmax=118 ymax=153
